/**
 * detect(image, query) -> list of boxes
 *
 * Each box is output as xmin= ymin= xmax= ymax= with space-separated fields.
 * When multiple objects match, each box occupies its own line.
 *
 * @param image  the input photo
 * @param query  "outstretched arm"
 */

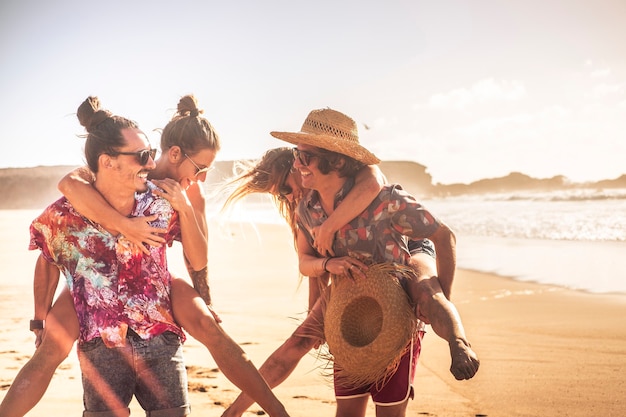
xmin=313 ymin=165 xmax=384 ymax=256
xmin=58 ymin=167 xmax=166 ymax=254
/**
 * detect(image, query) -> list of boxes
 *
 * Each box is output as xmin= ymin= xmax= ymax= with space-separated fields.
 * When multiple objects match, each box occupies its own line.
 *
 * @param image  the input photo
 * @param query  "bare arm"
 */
xmin=58 ymin=167 xmax=166 ymax=254
xmin=307 ymin=276 xmax=322 ymax=312
xmin=32 ymin=254 xmax=60 ymax=346
xmin=427 ymin=223 xmax=457 ymax=299
xmin=173 ymin=181 xmax=213 ymax=306
xmin=296 ymin=228 xmax=368 ymax=279
xmin=313 ymin=165 xmax=385 ymax=256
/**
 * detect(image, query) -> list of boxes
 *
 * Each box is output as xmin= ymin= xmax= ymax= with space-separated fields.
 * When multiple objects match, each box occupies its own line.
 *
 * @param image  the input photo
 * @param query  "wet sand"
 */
xmin=0 ymin=212 xmax=625 ymax=416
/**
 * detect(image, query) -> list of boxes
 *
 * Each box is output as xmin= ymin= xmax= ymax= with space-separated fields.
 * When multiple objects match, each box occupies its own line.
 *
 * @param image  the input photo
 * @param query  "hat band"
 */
xmin=303 ymin=118 xmax=359 ymax=143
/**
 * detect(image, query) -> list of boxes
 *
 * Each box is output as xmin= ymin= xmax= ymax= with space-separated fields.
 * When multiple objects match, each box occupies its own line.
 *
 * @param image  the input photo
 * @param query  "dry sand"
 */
xmin=0 ymin=212 xmax=625 ymax=416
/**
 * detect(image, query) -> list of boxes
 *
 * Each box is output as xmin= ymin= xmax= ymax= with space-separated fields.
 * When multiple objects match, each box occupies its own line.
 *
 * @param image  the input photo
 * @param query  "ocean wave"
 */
xmin=438 ymin=188 xmax=626 ymax=203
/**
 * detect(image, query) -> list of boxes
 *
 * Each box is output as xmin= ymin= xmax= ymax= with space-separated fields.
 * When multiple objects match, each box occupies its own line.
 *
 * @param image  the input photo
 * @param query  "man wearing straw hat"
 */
xmin=272 ymin=108 xmax=479 ymax=416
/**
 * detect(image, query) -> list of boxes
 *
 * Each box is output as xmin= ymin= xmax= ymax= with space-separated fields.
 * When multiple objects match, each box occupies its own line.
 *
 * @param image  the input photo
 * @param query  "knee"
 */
xmin=32 ymin=335 xmax=73 ymax=368
xmin=185 ymin=313 xmax=221 ymax=341
xmin=410 ymin=275 xmax=436 ymax=298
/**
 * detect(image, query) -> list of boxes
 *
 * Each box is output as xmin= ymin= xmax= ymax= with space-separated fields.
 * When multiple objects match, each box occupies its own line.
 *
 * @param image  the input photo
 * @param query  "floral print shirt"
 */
xmin=29 ymin=182 xmax=184 ymax=347
xmin=297 ymin=179 xmax=441 ymax=266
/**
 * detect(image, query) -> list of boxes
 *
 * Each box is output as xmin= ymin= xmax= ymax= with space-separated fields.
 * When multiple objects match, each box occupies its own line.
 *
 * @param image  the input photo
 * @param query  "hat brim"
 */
xmin=323 ymin=263 xmax=418 ymax=388
xmin=271 ymin=131 xmax=381 ymax=165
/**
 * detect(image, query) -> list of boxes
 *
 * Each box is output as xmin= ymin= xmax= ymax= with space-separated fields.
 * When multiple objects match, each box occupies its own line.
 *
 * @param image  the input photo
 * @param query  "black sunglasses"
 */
xmin=292 ymin=148 xmax=319 ymax=167
xmin=110 ymin=148 xmax=157 ymax=165
xmin=277 ymin=169 xmax=293 ymax=200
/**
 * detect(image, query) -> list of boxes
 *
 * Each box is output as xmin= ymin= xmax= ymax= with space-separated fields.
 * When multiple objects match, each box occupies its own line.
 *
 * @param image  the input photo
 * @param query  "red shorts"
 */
xmin=334 ymin=330 xmax=425 ymax=405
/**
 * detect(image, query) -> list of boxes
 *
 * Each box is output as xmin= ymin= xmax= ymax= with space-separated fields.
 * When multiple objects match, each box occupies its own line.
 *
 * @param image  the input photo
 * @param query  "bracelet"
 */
xmin=322 ymin=257 xmax=331 ymax=273
xmin=29 ymin=319 xmax=44 ymax=331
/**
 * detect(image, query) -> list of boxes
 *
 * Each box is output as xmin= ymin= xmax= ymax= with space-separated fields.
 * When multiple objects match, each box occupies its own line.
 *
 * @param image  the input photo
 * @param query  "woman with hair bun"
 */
xmin=0 ymin=95 xmax=290 ymax=417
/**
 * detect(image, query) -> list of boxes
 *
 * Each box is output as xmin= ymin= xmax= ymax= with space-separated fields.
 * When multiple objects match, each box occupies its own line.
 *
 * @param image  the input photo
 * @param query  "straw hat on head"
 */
xmin=323 ymin=262 xmax=418 ymax=388
xmin=270 ymin=108 xmax=381 ymax=165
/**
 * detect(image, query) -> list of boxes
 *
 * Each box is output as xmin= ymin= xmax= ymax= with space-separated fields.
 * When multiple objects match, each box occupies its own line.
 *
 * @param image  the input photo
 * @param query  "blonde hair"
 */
xmin=222 ymin=147 xmax=297 ymax=239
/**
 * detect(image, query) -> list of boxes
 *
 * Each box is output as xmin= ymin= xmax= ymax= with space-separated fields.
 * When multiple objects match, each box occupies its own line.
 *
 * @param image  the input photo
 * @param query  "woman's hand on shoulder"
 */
xmin=151 ymin=178 xmax=192 ymax=213
xmin=311 ymin=224 xmax=335 ymax=256
xmin=120 ymin=215 xmax=167 ymax=255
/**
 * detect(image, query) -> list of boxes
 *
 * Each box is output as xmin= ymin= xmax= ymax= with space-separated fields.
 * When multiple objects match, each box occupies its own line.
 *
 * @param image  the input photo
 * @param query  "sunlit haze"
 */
xmin=1 ymin=0 xmax=624 ymax=184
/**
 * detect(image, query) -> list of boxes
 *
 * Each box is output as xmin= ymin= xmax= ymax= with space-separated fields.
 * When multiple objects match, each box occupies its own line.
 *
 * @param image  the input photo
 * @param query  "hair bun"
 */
xmin=77 ymin=96 xmax=112 ymax=132
xmin=176 ymin=94 xmax=203 ymax=118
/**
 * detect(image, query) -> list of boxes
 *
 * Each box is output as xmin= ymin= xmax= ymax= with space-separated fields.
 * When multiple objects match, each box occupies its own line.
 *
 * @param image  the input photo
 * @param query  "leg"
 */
xmin=77 ymin=337 xmax=133 ymax=417
xmin=375 ymin=402 xmax=409 ymax=417
xmin=222 ymin=300 xmax=325 ymax=417
xmin=335 ymin=396 xmax=369 ymax=417
xmin=408 ymin=253 xmax=480 ymax=380
xmin=133 ymin=332 xmax=190 ymax=416
xmin=170 ymin=278 xmax=289 ymax=417
xmin=0 ymin=288 xmax=78 ymax=417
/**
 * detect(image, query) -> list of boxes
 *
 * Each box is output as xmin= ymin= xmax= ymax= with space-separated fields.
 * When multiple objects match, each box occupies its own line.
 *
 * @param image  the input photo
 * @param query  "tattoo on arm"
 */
xmin=186 ymin=264 xmax=212 ymax=306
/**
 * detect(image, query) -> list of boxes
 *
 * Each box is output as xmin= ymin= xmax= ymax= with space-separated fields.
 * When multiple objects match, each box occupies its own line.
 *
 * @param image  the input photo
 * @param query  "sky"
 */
xmin=1 ymin=0 xmax=625 ymax=185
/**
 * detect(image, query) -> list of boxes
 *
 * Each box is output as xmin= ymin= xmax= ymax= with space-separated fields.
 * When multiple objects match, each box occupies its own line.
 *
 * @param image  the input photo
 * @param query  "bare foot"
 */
xmin=449 ymin=338 xmax=480 ymax=380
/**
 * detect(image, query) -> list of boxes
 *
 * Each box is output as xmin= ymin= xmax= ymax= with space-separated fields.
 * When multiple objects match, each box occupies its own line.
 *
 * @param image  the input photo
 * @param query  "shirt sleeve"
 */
xmin=387 ymin=184 xmax=441 ymax=239
xmin=29 ymin=208 xmax=58 ymax=265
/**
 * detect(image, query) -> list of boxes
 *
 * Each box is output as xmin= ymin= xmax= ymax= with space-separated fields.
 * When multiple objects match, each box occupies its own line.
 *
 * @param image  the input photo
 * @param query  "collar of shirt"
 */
xmin=304 ymin=176 xmax=356 ymax=214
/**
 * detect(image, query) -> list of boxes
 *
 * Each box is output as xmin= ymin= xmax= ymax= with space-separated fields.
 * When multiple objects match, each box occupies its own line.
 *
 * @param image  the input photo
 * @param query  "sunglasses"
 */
xmin=185 ymin=153 xmax=214 ymax=178
xmin=292 ymin=148 xmax=319 ymax=167
xmin=110 ymin=148 xmax=157 ymax=165
xmin=277 ymin=169 xmax=293 ymax=201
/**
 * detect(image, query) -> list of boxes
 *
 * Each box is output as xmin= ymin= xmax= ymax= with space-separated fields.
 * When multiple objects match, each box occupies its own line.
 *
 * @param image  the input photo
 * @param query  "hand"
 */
xmin=312 ymin=224 xmax=336 ymax=256
xmin=324 ymin=256 xmax=368 ymax=281
xmin=152 ymin=178 xmax=192 ymax=213
xmin=121 ymin=215 xmax=167 ymax=255
xmin=449 ymin=338 xmax=480 ymax=380
xmin=207 ymin=305 xmax=223 ymax=324
xmin=34 ymin=328 xmax=44 ymax=348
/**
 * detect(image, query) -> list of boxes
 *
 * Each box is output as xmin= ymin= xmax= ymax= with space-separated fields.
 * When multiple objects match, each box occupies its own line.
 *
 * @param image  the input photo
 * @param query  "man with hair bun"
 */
xmin=25 ymin=96 xmax=197 ymax=417
xmin=5 ymin=97 xmax=291 ymax=417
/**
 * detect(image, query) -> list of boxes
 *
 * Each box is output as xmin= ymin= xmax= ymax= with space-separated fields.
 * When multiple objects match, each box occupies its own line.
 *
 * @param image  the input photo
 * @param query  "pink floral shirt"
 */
xmin=29 ymin=182 xmax=184 ymax=347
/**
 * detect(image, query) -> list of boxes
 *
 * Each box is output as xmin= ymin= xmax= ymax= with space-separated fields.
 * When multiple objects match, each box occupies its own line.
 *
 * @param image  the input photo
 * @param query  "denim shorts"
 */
xmin=77 ymin=331 xmax=190 ymax=417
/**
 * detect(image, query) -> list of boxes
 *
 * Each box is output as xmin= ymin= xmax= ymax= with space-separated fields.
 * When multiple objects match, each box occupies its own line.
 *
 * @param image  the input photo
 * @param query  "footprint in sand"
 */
xmin=186 ymin=365 xmax=220 ymax=378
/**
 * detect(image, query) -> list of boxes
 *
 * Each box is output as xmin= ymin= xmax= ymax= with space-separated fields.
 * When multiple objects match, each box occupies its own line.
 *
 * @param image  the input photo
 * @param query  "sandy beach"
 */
xmin=1 ymin=211 xmax=625 ymax=416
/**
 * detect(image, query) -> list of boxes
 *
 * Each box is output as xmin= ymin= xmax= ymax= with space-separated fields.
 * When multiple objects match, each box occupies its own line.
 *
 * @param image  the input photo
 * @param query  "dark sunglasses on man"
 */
xmin=109 ymin=148 xmax=157 ymax=165
xmin=292 ymin=148 xmax=320 ymax=167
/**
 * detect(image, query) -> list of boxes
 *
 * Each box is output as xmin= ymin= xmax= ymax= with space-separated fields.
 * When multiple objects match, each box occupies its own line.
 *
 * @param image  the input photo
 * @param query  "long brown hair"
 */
xmin=222 ymin=147 xmax=298 ymax=239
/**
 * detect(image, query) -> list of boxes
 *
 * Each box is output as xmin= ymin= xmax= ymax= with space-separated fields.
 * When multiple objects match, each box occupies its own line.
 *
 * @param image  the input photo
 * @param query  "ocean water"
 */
xmin=210 ymin=188 xmax=626 ymax=295
xmin=421 ymin=188 xmax=626 ymax=294
xmin=6 ymin=188 xmax=624 ymax=295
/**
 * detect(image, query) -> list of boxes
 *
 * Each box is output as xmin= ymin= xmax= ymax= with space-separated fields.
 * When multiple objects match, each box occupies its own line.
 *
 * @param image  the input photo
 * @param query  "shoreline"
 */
xmin=1 ymin=218 xmax=625 ymax=416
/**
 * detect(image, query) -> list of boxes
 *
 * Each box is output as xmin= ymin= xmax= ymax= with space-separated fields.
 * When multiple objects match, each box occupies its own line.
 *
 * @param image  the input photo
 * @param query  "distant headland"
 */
xmin=1 ymin=161 xmax=624 ymax=210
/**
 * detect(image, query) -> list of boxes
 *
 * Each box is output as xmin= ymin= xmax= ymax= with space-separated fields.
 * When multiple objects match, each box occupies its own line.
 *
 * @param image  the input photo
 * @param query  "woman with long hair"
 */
xmin=219 ymin=146 xmax=478 ymax=417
